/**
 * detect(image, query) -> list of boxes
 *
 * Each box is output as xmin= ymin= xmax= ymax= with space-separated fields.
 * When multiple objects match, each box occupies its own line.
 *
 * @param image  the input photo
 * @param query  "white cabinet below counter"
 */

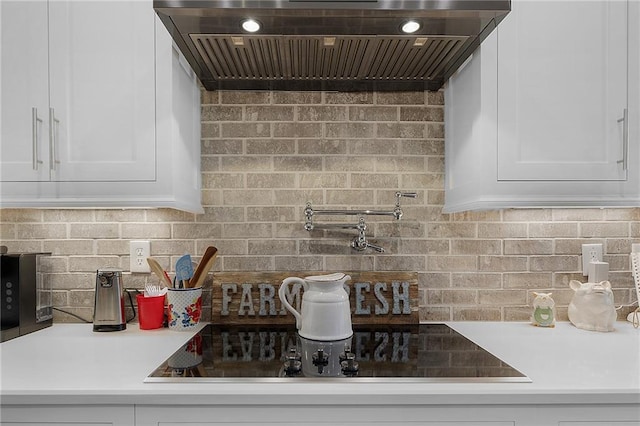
xmin=0 ymin=405 xmax=134 ymax=425
xmin=0 ymin=0 xmax=202 ymax=214
xmin=3 ymin=403 xmax=638 ymax=426
xmin=133 ymin=405 xmax=640 ymax=426
xmin=444 ymin=0 xmax=640 ymax=213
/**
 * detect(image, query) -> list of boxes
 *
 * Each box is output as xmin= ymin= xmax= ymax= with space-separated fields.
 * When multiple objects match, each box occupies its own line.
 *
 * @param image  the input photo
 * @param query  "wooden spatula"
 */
xmin=146 ymin=257 xmax=172 ymax=288
xmin=188 ymin=246 xmax=218 ymax=288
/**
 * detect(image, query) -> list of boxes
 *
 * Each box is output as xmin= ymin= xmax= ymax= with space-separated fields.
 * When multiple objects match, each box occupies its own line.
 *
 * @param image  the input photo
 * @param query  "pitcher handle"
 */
xmin=279 ymin=277 xmax=304 ymax=330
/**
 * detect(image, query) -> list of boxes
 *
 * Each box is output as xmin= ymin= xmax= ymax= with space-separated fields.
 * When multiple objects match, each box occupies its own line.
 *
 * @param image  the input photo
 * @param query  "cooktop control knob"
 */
xmin=283 ymin=348 xmax=302 ymax=376
xmin=341 ymin=352 xmax=359 ymax=376
xmin=339 ymin=346 xmax=352 ymax=363
xmin=312 ymin=349 xmax=329 ymax=366
xmin=312 ymin=348 xmax=329 ymax=374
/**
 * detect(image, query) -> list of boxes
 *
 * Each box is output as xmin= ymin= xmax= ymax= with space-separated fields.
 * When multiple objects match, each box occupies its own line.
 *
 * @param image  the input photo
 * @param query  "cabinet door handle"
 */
xmin=617 ymin=108 xmax=628 ymax=171
xmin=49 ymin=107 xmax=61 ymax=171
xmin=31 ymin=107 xmax=44 ymax=170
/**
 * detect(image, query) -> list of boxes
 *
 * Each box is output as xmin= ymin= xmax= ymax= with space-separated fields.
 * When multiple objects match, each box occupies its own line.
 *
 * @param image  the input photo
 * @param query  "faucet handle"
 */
xmin=365 ymin=242 xmax=385 ymax=253
xmin=393 ymin=191 xmax=417 ymax=220
xmin=396 ymin=191 xmax=417 ymax=199
xmin=351 ymin=238 xmax=385 ymax=253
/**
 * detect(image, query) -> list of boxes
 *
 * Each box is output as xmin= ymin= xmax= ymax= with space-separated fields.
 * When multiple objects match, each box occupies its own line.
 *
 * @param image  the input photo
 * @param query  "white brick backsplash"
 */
xmin=376 ymin=91 xmax=425 ymax=105
xmin=298 ymin=106 xmax=348 ymax=122
xmin=43 ymin=210 xmax=94 ymax=222
xmin=325 ymin=92 xmax=373 ymax=104
xmin=531 ymin=255 xmax=582 ymax=272
xmin=1 ymin=209 xmax=43 ymax=222
xmin=451 ymin=273 xmax=502 ymax=289
xmin=15 ymin=224 xmax=67 ymax=239
xmin=298 ymin=139 xmax=347 ymax=155
xmin=247 ymin=139 xmax=295 ymax=155
xmin=70 ymin=224 xmax=119 ymax=239
xmin=122 ymin=223 xmax=171 ymax=239
xmin=172 ymin=223 xmax=221 ymax=239
xmin=45 ymin=240 xmax=95 ymax=256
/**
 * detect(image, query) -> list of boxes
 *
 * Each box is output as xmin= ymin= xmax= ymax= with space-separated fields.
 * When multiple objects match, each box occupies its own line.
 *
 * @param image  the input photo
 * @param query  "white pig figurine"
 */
xmin=531 ymin=292 xmax=555 ymax=327
xmin=568 ymin=280 xmax=617 ymax=332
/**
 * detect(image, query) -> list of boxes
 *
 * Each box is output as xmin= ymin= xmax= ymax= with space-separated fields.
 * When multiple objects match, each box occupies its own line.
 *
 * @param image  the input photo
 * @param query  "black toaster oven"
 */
xmin=1 ymin=252 xmax=53 ymax=342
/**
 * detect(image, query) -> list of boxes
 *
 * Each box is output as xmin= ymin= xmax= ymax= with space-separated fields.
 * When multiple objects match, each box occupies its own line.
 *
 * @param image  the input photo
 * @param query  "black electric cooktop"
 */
xmin=145 ymin=324 xmax=530 ymax=383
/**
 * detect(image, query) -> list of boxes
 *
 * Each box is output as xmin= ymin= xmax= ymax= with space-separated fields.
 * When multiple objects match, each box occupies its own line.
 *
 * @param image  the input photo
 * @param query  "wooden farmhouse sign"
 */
xmin=212 ymin=272 xmax=418 ymax=325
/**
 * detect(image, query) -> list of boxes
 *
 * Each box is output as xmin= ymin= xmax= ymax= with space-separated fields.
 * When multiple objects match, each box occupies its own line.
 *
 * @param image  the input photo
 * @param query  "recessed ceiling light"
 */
xmin=241 ymin=19 xmax=261 ymax=33
xmin=401 ymin=20 xmax=421 ymax=34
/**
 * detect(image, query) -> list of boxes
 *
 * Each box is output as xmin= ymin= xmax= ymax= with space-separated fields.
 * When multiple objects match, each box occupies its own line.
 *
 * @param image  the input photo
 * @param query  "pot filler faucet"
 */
xmin=304 ymin=191 xmax=417 ymax=253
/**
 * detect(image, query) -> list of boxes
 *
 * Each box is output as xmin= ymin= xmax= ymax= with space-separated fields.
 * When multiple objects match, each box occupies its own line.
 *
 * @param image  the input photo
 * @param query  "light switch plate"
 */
xmin=130 ymin=240 xmax=151 ymax=273
xmin=581 ymin=243 xmax=603 ymax=276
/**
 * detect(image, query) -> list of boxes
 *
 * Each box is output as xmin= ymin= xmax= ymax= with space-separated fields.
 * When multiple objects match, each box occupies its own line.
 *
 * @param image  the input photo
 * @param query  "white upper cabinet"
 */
xmin=497 ymin=1 xmax=628 ymax=181
xmin=0 ymin=0 xmax=202 ymax=213
xmin=47 ymin=1 xmax=156 ymax=182
xmin=1 ymin=1 xmax=155 ymax=183
xmin=0 ymin=1 xmax=50 ymax=182
xmin=444 ymin=0 xmax=640 ymax=212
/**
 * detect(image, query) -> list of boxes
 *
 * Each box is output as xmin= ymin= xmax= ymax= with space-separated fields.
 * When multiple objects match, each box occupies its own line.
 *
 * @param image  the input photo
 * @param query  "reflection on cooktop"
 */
xmin=145 ymin=324 xmax=530 ymax=383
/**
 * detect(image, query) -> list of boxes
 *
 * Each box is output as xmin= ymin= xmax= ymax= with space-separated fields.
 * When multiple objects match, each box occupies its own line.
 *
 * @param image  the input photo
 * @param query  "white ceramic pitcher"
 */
xmin=278 ymin=273 xmax=353 ymax=341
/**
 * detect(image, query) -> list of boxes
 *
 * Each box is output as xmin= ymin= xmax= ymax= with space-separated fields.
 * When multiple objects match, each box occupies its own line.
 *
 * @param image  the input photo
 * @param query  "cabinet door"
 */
xmin=0 ymin=0 xmax=51 ymax=182
xmin=497 ymin=0 xmax=628 ymax=181
xmin=0 ymin=404 xmax=134 ymax=425
xmin=47 ymin=0 xmax=156 ymax=182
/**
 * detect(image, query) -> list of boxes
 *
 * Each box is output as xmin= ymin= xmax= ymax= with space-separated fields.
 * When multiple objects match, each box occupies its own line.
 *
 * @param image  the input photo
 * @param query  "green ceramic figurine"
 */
xmin=531 ymin=292 xmax=556 ymax=328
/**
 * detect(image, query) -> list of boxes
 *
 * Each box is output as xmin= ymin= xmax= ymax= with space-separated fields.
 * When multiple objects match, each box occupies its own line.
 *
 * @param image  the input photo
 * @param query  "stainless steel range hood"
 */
xmin=154 ymin=1 xmax=510 ymax=91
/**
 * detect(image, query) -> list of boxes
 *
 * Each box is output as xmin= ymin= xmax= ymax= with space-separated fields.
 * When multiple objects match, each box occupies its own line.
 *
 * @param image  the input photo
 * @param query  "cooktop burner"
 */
xmin=145 ymin=324 xmax=530 ymax=383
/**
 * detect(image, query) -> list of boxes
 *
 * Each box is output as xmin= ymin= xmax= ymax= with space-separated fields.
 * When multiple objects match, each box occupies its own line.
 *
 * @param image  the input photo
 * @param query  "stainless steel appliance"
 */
xmin=93 ymin=269 xmax=126 ymax=332
xmin=1 ymin=252 xmax=53 ymax=342
xmin=154 ymin=0 xmax=511 ymax=91
xmin=146 ymin=324 xmax=530 ymax=382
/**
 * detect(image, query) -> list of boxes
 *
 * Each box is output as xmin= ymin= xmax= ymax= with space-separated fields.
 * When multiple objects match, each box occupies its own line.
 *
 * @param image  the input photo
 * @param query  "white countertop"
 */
xmin=1 ymin=321 xmax=639 ymax=406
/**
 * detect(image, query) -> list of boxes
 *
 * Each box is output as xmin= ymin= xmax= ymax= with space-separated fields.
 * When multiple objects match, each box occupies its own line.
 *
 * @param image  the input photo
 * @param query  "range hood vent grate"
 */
xmin=155 ymin=0 xmax=510 ymax=91
xmin=191 ymin=35 xmax=469 ymax=83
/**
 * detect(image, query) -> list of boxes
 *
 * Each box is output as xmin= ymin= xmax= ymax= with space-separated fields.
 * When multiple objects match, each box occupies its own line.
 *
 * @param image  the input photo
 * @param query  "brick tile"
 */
xmin=349 ymin=106 xmax=398 ymax=121
xmin=580 ymin=222 xmax=629 ymax=238
xmin=220 ymin=91 xmax=270 ymax=104
xmin=221 ymin=123 xmax=271 ymax=138
xmin=325 ymin=122 xmax=375 ymax=138
xmin=246 ymin=105 xmax=294 ymax=121
xmin=247 ymin=139 xmax=295 ymax=155
xmin=504 ymin=239 xmax=553 ymax=255
xmin=376 ymin=91 xmax=425 ymax=105
xmin=298 ymin=106 xmax=348 ymax=121
xmin=298 ymin=139 xmax=347 ymax=155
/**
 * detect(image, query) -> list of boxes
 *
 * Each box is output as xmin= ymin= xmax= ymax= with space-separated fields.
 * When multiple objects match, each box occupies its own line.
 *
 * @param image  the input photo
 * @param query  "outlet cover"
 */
xmin=581 ymin=243 xmax=603 ymax=276
xmin=130 ymin=240 xmax=151 ymax=273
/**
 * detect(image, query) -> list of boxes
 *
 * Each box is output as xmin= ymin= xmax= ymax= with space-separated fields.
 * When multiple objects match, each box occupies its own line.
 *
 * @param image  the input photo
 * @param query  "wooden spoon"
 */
xmin=188 ymin=246 xmax=218 ymax=288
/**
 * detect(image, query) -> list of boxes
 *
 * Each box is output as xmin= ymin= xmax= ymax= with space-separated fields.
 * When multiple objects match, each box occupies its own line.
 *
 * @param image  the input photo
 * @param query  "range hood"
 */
xmin=154 ymin=1 xmax=510 ymax=91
